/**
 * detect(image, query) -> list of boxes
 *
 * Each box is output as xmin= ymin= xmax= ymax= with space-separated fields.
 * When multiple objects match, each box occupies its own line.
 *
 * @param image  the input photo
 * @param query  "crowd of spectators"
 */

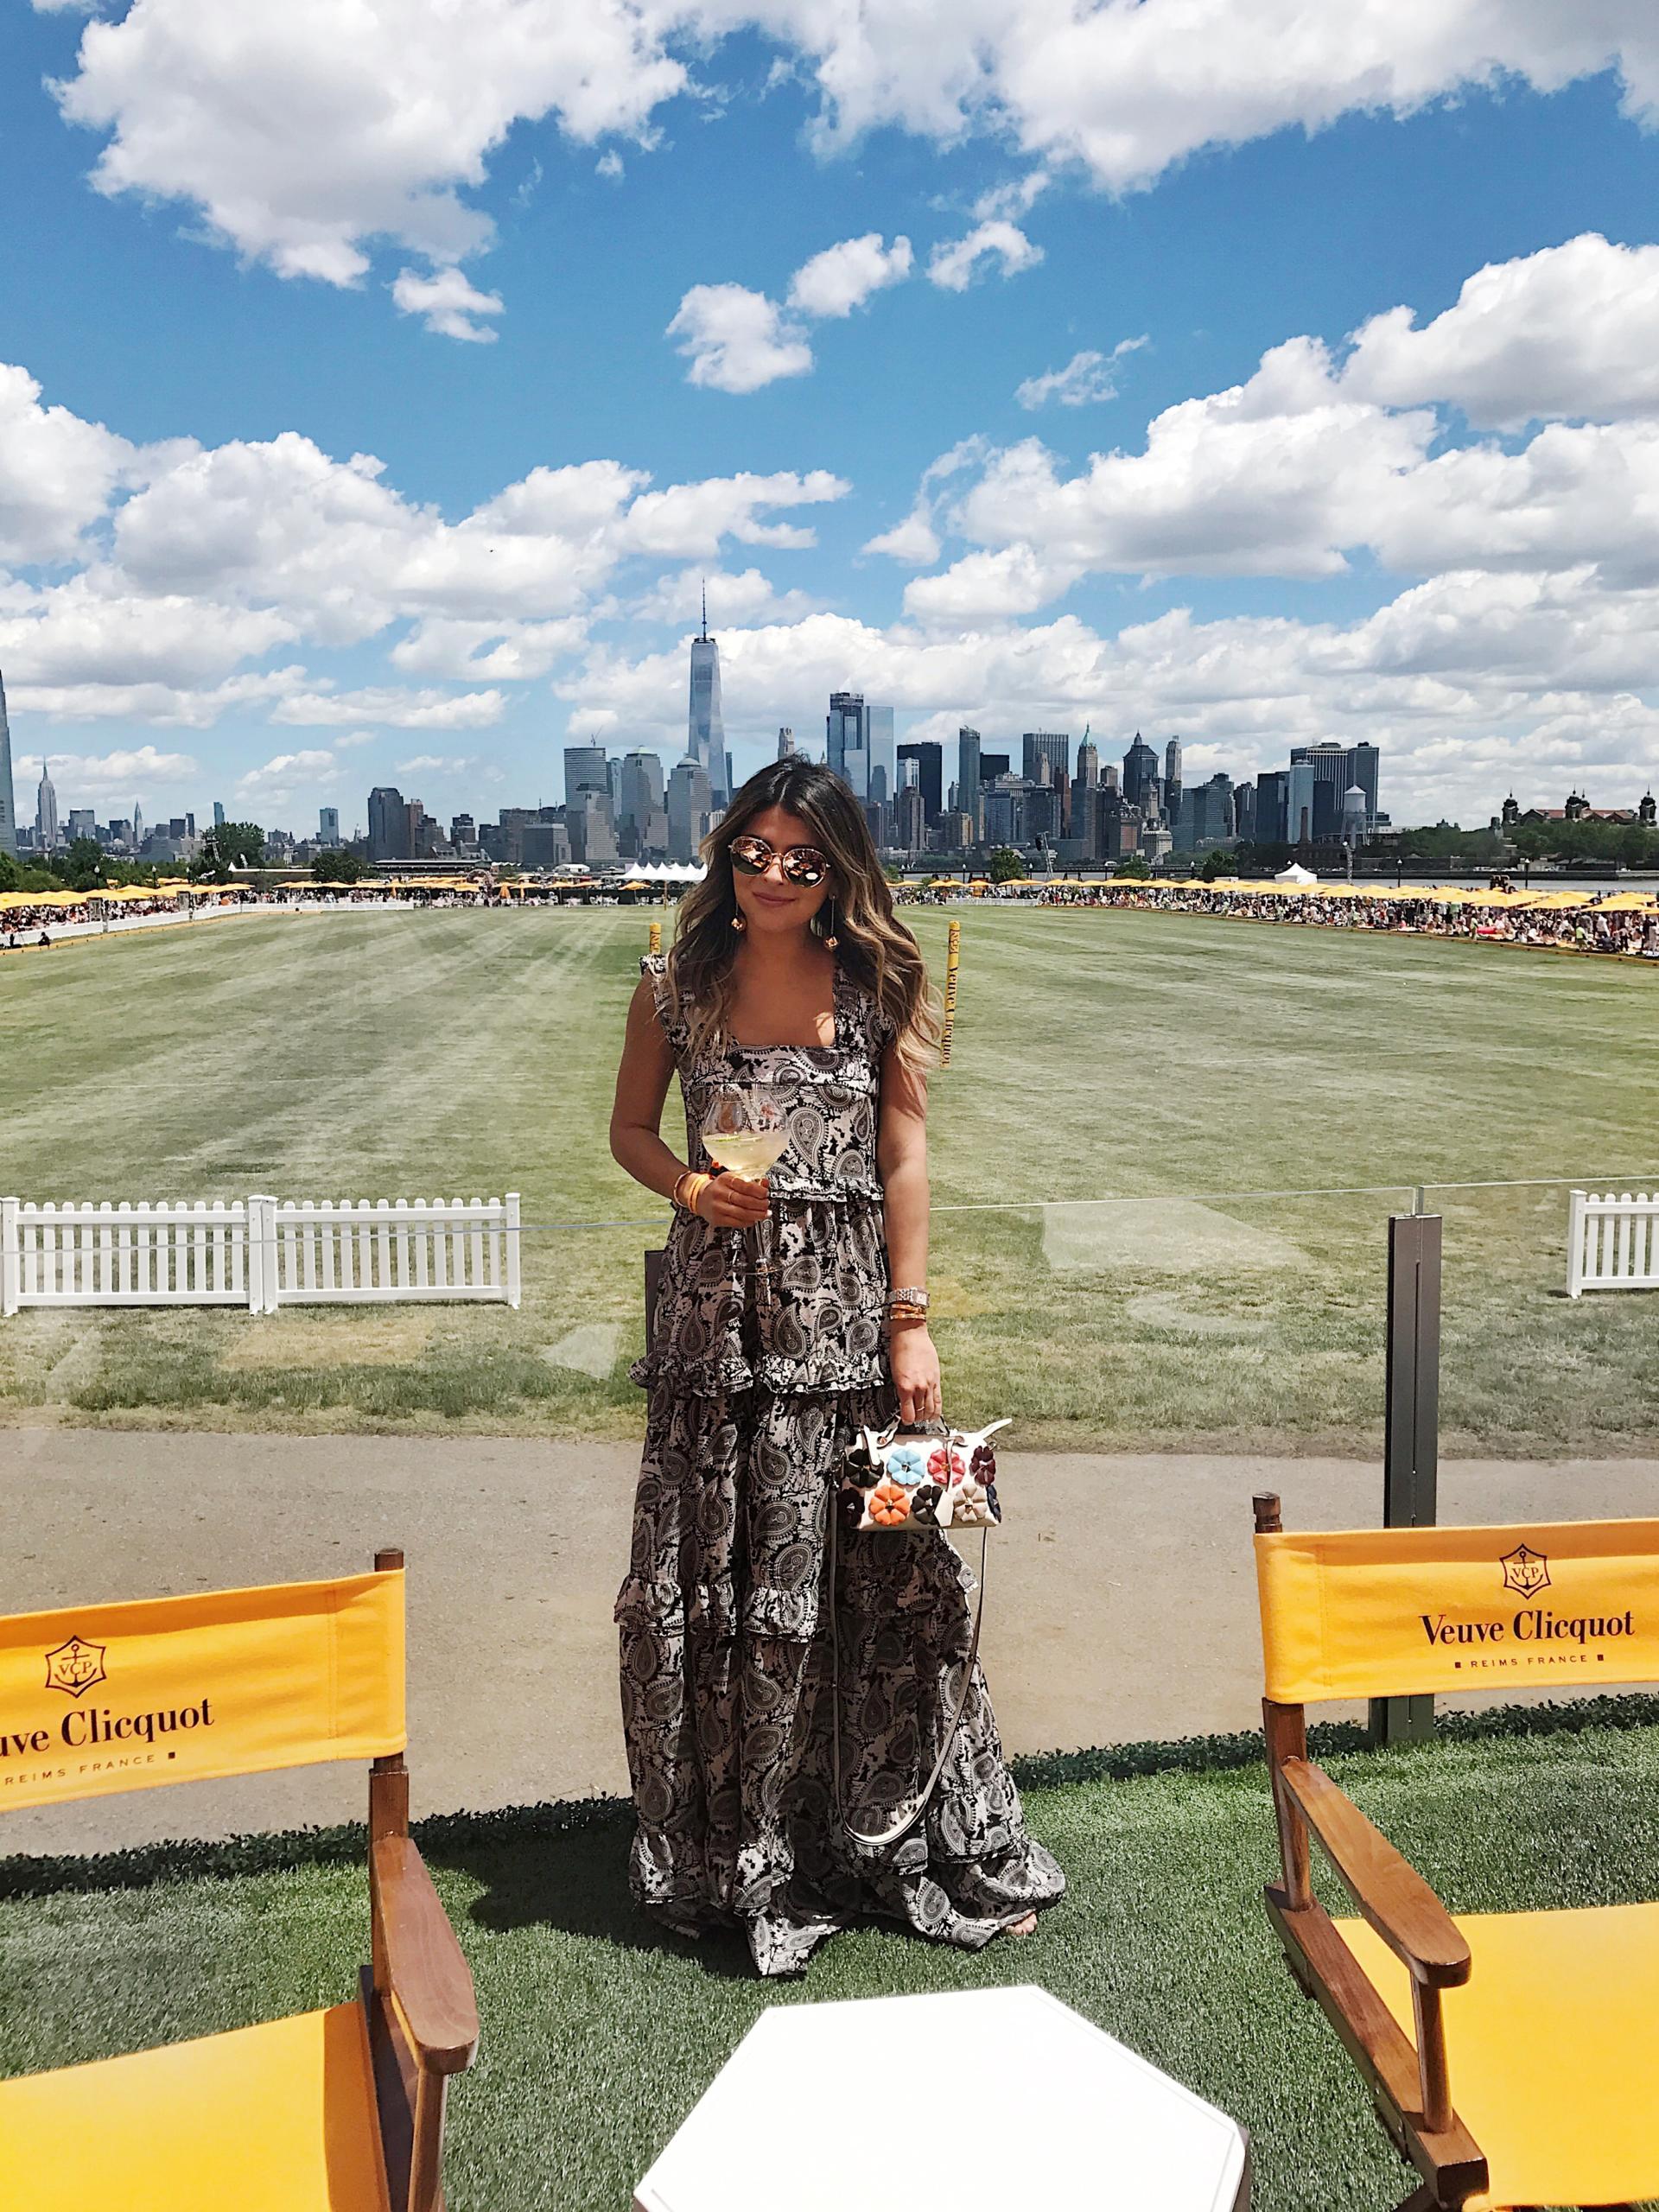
xmin=6 ymin=872 xmax=1657 ymax=961
xmin=985 ymin=878 xmax=1659 ymax=958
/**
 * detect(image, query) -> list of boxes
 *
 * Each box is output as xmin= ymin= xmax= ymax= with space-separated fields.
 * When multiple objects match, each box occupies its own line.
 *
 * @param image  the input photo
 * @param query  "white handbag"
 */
xmin=836 ymin=1416 xmax=1010 ymax=1534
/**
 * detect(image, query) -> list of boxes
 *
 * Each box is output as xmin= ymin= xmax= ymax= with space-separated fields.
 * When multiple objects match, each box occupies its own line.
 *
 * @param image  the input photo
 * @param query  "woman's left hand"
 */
xmin=889 ymin=1323 xmax=942 ymax=1426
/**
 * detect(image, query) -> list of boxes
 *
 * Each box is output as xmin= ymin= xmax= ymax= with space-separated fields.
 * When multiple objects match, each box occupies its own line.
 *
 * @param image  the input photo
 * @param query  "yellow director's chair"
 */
xmin=0 ymin=1548 xmax=478 ymax=2212
xmin=1253 ymin=1494 xmax=1659 ymax=2212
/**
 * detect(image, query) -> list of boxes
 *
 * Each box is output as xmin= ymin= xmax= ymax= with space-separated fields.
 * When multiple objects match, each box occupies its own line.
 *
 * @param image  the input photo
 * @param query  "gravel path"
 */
xmin=3 ymin=1426 xmax=1654 ymax=1858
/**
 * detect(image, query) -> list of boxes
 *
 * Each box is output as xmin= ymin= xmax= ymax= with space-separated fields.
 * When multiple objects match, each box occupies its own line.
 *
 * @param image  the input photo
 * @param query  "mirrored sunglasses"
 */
xmin=728 ymin=834 xmax=830 ymax=887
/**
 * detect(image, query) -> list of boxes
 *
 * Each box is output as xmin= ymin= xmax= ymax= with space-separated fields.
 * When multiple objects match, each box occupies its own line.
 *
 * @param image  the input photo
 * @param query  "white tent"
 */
xmin=1274 ymin=861 xmax=1318 ymax=884
xmin=622 ymin=861 xmax=706 ymax=883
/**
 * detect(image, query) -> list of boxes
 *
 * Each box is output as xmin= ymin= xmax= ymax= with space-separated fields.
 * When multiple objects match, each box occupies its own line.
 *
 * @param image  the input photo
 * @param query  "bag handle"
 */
xmin=827 ymin=1499 xmax=988 ymax=1853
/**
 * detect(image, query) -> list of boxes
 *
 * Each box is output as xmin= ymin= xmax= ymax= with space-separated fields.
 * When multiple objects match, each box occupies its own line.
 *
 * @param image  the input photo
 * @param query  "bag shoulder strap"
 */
xmin=828 ymin=1504 xmax=989 ymax=1853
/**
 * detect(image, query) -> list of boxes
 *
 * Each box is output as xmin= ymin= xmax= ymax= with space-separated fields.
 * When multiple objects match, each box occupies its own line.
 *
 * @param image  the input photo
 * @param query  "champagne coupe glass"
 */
xmin=702 ymin=1086 xmax=789 ymax=1315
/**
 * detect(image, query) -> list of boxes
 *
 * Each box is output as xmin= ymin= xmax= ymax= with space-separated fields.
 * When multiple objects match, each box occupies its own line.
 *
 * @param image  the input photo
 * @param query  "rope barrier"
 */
xmin=499 ymin=1169 xmax=1659 ymax=1236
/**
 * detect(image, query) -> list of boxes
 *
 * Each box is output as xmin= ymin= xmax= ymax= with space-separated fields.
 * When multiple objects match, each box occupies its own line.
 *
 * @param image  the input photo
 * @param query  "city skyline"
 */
xmin=3 ymin=18 xmax=1659 ymax=835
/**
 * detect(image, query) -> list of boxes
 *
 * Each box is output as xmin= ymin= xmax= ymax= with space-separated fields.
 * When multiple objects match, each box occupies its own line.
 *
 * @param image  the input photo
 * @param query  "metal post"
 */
xmin=1370 ymin=1206 xmax=1441 ymax=1746
xmin=504 ymin=1192 xmax=522 ymax=1311
xmin=0 ymin=1198 xmax=18 ymax=1319
xmin=644 ymin=1248 xmax=664 ymax=1357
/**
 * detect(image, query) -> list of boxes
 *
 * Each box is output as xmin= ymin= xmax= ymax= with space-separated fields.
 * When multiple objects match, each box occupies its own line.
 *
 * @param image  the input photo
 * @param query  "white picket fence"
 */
xmin=0 ymin=1194 xmax=521 ymax=1315
xmin=1567 ymin=1190 xmax=1659 ymax=1297
xmin=257 ymin=1197 xmax=520 ymax=1313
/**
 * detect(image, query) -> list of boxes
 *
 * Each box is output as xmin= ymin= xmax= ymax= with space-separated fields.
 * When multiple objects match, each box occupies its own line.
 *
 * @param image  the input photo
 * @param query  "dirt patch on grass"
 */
xmin=1041 ymin=1198 xmax=1307 ymax=1274
xmin=219 ymin=1313 xmax=437 ymax=1369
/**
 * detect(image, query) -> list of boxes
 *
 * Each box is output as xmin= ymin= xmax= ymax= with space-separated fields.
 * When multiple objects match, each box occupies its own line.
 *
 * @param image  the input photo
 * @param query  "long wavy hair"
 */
xmin=667 ymin=760 xmax=940 ymax=1074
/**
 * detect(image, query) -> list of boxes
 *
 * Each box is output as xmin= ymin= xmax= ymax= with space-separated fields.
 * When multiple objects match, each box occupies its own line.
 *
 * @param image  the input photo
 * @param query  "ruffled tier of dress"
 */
xmin=629 ymin=1191 xmax=891 ymax=1397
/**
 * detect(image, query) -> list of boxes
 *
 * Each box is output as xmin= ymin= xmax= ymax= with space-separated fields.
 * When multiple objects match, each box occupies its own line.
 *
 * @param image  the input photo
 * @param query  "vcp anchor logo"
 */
xmin=1500 ymin=1544 xmax=1551 ymax=1601
xmin=43 ymin=1635 xmax=108 ymax=1698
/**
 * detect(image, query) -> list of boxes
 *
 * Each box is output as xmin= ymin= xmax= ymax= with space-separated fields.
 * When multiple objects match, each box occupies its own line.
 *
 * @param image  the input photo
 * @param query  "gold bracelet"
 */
xmin=673 ymin=1170 xmax=713 ymax=1216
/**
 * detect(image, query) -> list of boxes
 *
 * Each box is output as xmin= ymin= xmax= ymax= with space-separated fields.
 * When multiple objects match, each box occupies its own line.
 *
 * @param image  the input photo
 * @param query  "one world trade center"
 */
xmin=687 ymin=586 xmax=730 ymax=809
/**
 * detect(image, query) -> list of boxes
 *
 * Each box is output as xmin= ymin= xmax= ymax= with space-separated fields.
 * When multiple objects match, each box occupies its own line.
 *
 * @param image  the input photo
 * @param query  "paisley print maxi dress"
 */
xmin=616 ymin=952 xmax=1064 ymax=1977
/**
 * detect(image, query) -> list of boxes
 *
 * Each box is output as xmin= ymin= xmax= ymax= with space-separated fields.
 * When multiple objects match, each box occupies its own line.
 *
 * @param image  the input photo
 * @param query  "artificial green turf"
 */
xmin=5 ymin=1716 xmax=1659 ymax=2211
xmin=2 ymin=906 xmax=1655 ymax=1453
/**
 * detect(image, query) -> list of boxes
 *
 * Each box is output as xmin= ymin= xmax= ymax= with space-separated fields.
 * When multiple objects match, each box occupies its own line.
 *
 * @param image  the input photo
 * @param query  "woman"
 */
xmin=609 ymin=759 xmax=1063 ymax=1977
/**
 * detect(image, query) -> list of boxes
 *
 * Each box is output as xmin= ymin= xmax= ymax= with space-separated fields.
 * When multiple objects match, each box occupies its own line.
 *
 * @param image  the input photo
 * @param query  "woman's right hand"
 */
xmin=696 ymin=1171 xmax=772 ymax=1227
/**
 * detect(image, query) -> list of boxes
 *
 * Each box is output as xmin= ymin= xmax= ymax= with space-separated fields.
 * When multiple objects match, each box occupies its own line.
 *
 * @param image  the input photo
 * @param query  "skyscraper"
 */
xmin=1347 ymin=743 xmax=1381 ymax=827
xmin=777 ymin=727 xmax=796 ymax=759
xmin=1190 ymin=772 xmax=1235 ymax=846
xmin=563 ymin=743 xmax=609 ymax=804
xmin=896 ymin=740 xmax=943 ymax=823
xmin=957 ymin=727 xmax=982 ymax=838
xmin=1287 ymin=742 xmax=1351 ymax=842
xmin=1022 ymin=732 xmax=1070 ymax=791
xmin=36 ymin=760 xmax=59 ymax=851
xmin=827 ymin=692 xmax=869 ymax=797
xmin=868 ymin=704 xmax=894 ymax=804
xmin=1122 ymin=733 xmax=1160 ymax=814
xmin=667 ymin=756 xmax=714 ymax=863
xmin=319 ymin=805 xmax=340 ymax=846
xmin=368 ymin=785 xmax=410 ymax=862
xmin=687 ymin=586 xmax=728 ymax=808
xmin=1255 ymin=769 xmax=1290 ymax=844
xmin=618 ymin=749 xmax=665 ymax=830
xmin=132 ymin=801 xmax=144 ymax=850
xmin=0 ymin=667 xmax=15 ymax=856
xmin=213 ymin=800 xmax=226 ymax=829
xmin=1163 ymin=736 xmax=1183 ymax=828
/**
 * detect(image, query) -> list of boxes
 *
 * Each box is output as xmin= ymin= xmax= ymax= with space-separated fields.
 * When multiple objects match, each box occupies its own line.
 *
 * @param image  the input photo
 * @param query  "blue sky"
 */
xmin=5 ymin=3 xmax=1659 ymax=834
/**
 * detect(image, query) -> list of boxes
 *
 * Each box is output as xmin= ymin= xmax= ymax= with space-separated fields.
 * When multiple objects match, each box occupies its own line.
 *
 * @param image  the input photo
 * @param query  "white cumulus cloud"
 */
xmin=1016 ymin=339 xmax=1146 ymax=410
xmin=272 ymin=686 xmax=506 ymax=728
xmin=40 ymin=0 xmax=1659 ymax=345
xmin=16 ymin=743 xmax=200 ymax=793
xmin=1343 ymin=232 xmax=1659 ymax=429
xmin=666 ymin=284 xmax=814 ymax=392
xmin=391 ymin=265 xmax=505 ymax=342
xmin=927 ymin=219 xmax=1043 ymax=293
xmin=236 ymin=748 xmax=344 ymax=800
xmin=861 ymin=505 xmax=942 ymax=565
xmin=786 ymin=232 xmax=912 ymax=318
xmin=0 ymin=363 xmax=153 ymax=565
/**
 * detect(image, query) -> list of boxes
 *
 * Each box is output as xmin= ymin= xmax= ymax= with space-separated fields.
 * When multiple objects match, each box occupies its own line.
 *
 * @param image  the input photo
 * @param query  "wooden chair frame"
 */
xmin=1253 ymin=1496 xmax=1487 ymax=2212
xmin=363 ymin=1546 xmax=480 ymax=2212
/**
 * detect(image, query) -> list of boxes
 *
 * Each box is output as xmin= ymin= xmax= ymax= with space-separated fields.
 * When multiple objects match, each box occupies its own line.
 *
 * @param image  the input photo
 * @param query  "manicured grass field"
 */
xmin=4 ymin=1710 xmax=1658 ymax=2212
xmin=2 ymin=904 xmax=1655 ymax=1452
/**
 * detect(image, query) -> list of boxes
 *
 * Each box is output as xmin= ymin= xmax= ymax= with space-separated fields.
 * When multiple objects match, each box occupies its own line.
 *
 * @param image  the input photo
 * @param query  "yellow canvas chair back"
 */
xmin=1256 ymin=1510 xmax=1659 ymax=1707
xmin=0 ymin=1552 xmax=477 ymax=2212
xmin=1252 ymin=1495 xmax=1659 ymax=2212
xmin=0 ymin=1567 xmax=404 ymax=1811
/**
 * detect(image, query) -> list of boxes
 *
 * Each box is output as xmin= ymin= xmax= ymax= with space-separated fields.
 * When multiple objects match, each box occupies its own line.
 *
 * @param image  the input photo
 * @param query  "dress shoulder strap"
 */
xmin=840 ymin=963 xmax=896 ymax=1062
xmin=639 ymin=951 xmax=691 ymax=1058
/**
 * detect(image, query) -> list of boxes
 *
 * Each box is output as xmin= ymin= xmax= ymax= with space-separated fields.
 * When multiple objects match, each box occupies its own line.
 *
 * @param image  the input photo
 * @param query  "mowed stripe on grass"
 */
xmin=1 ymin=906 xmax=1655 ymax=1451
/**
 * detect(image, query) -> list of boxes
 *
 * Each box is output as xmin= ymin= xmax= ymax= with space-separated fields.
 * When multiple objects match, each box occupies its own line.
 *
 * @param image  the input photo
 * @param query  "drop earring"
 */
xmin=730 ymin=912 xmax=746 ymax=931
xmin=822 ymin=900 xmax=839 ymax=950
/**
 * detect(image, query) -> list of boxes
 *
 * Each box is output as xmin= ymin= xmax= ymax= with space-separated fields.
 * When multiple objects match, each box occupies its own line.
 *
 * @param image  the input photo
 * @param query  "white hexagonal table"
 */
xmin=633 ymin=1984 xmax=1249 ymax=2211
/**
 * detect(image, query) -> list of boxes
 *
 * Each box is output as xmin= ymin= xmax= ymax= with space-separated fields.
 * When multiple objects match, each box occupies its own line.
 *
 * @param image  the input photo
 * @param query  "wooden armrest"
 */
xmin=1280 ymin=1757 xmax=1470 ymax=1989
xmin=371 ymin=1834 xmax=480 ymax=2074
